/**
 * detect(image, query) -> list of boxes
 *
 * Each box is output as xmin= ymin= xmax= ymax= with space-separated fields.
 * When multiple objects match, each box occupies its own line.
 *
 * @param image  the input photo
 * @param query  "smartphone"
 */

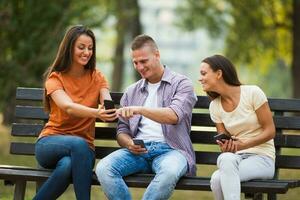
xmin=133 ymin=139 xmax=146 ymax=148
xmin=213 ymin=133 xmax=234 ymax=141
xmin=104 ymin=99 xmax=115 ymax=110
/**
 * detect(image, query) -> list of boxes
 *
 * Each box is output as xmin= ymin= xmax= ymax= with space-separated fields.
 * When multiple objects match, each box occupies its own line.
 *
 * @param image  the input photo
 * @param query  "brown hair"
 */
xmin=43 ymin=25 xmax=96 ymax=111
xmin=131 ymin=34 xmax=158 ymax=51
xmin=202 ymin=55 xmax=242 ymax=99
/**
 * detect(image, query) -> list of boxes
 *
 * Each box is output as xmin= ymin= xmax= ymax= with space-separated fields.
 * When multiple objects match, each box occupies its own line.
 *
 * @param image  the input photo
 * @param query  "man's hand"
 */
xmin=116 ymin=106 xmax=142 ymax=119
xmin=126 ymin=139 xmax=148 ymax=154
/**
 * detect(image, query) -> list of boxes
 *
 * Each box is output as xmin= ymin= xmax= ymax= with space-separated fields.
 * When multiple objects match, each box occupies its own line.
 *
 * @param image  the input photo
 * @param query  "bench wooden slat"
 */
xmin=274 ymin=116 xmax=300 ymax=129
xmin=191 ymin=114 xmax=300 ymax=130
xmin=11 ymin=123 xmax=300 ymax=149
xmin=94 ymin=146 xmax=119 ymax=159
xmin=11 ymin=143 xmax=300 ymax=170
xmin=10 ymin=143 xmax=121 ymax=159
xmin=16 ymin=87 xmax=123 ymax=104
xmin=14 ymin=106 xmax=300 ymax=130
xmin=11 ymin=123 xmax=44 ymax=137
xmin=11 ymin=123 xmax=118 ymax=140
xmin=16 ymin=88 xmax=300 ymax=112
xmin=249 ymin=179 xmax=300 ymax=188
xmin=0 ymin=166 xmax=289 ymax=193
xmin=120 ymin=174 xmax=289 ymax=193
xmin=195 ymin=151 xmax=219 ymax=164
xmin=191 ymin=114 xmax=215 ymax=126
xmin=10 ymin=143 xmax=35 ymax=155
xmin=274 ymin=134 xmax=300 ymax=148
xmin=276 ymin=155 xmax=300 ymax=169
xmin=16 ymin=87 xmax=44 ymax=101
xmin=195 ymin=96 xmax=210 ymax=108
xmin=268 ymin=98 xmax=300 ymax=112
xmin=110 ymin=92 xmax=122 ymax=104
xmin=15 ymin=106 xmax=48 ymax=120
xmin=7 ymin=87 xmax=300 ymax=198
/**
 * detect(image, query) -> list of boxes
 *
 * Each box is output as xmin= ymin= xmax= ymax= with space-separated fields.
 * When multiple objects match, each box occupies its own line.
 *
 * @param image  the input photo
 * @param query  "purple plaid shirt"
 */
xmin=117 ymin=66 xmax=197 ymax=175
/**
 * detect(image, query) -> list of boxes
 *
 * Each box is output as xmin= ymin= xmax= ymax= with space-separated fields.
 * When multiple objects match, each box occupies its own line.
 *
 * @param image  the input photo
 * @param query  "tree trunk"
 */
xmin=2 ymin=96 xmax=15 ymax=125
xmin=111 ymin=2 xmax=127 ymax=92
xmin=111 ymin=23 xmax=125 ymax=92
xmin=292 ymin=0 xmax=300 ymax=98
xmin=130 ymin=0 xmax=143 ymax=82
xmin=111 ymin=0 xmax=142 ymax=91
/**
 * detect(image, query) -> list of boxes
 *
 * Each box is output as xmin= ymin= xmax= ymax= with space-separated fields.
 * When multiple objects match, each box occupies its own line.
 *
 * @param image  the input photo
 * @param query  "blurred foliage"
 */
xmin=0 ymin=0 xmax=142 ymax=124
xmin=176 ymin=0 xmax=297 ymax=98
xmin=0 ymin=0 xmax=108 ymax=124
xmin=106 ymin=0 xmax=141 ymax=91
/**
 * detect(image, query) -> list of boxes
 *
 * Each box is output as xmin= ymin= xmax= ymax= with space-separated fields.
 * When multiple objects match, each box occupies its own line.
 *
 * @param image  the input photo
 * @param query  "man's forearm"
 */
xmin=138 ymin=107 xmax=178 ymax=124
xmin=117 ymin=133 xmax=133 ymax=148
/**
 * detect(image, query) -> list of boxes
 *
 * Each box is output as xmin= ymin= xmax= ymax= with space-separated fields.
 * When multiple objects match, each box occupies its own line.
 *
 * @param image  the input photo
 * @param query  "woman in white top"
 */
xmin=199 ymin=55 xmax=275 ymax=200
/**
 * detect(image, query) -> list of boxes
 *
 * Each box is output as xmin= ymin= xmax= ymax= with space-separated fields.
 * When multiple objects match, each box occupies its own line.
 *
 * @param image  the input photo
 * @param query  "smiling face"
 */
xmin=199 ymin=62 xmax=220 ymax=92
xmin=131 ymin=45 xmax=163 ymax=83
xmin=72 ymin=34 xmax=93 ymax=67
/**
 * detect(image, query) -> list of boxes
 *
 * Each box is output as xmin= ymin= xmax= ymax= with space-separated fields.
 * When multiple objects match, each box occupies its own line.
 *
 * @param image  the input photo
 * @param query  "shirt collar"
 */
xmin=139 ymin=65 xmax=172 ymax=92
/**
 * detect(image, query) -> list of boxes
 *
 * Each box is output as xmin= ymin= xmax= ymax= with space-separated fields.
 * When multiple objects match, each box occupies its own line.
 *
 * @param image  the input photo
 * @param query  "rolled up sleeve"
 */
xmin=116 ymin=92 xmax=131 ymax=136
xmin=168 ymin=79 xmax=197 ymax=123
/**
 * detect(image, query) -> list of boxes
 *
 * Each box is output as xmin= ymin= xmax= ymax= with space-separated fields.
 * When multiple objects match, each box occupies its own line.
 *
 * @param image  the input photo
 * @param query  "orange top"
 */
xmin=39 ymin=69 xmax=109 ymax=150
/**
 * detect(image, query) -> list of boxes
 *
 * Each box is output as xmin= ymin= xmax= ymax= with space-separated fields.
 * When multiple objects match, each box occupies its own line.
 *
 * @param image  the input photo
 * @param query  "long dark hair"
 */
xmin=202 ymin=55 xmax=241 ymax=99
xmin=43 ymin=25 xmax=96 ymax=111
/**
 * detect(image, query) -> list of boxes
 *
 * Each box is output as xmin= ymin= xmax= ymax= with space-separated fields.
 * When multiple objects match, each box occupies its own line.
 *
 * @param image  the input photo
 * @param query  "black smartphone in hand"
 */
xmin=133 ymin=139 xmax=146 ymax=148
xmin=214 ymin=133 xmax=233 ymax=141
xmin=104 ymin=100 xmax=115 ymax=110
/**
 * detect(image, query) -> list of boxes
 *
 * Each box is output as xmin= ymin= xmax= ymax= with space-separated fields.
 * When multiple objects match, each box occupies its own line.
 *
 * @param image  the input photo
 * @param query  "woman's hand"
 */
xmin=217 ymin=137 xmax=248 ymax=152
xmin=217 ymin=139 xmax=237 ymax=152
xmin=96 ymin=105 xmax=117 ymax=122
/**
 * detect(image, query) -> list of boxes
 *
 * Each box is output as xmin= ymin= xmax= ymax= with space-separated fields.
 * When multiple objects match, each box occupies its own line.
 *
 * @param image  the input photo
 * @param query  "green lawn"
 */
xmin=1 ymin=121 xmax=299 ymax=199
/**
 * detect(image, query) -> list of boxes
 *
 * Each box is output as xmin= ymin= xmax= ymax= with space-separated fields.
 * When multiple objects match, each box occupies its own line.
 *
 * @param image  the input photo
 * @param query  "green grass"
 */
xmin=1 ymin=119 xmax=300 ymax=199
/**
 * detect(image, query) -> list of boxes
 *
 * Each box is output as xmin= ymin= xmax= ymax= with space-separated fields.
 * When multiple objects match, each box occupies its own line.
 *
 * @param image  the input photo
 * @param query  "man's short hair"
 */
xmin=131 ymin=34 xmax=158 ymax=51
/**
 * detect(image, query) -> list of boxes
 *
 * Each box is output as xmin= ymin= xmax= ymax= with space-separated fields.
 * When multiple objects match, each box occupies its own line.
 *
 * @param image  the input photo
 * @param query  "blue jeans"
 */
xmin=33 ymin=135 xmax=95 ymax=200
xmin=96 ymin=142 xmax=188 ymax=200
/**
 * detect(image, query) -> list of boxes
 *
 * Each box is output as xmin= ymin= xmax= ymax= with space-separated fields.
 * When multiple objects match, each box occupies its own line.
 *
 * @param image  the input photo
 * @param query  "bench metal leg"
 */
xmin=36 ymin=181 xmax=44 ymax=193
xmin=245 ymin=193 xmax=263 ymax=200
xmin=267 ymin=193 xmax=277 ymax=200
xmin=253 ymin=193 xmax=263 ymax=200
xmin=13 ymin=180 xmax=26 ymax=200
xmin=4 ymin=180 xmax=14 ymax=186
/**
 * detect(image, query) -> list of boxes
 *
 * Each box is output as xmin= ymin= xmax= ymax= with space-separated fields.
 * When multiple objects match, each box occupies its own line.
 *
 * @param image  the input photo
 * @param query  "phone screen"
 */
xmin=104 ymin=100 xmax=115 ymax=110
xmin=133 ymin=139 xmax=146 ymax=148
xmin=213 ymin=133 xmax=232 ymax=141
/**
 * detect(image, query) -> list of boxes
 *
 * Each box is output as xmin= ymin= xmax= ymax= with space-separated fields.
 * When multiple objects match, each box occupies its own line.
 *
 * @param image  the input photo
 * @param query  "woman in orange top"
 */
xmin=33 ymin=25 xmax=117 ymax=200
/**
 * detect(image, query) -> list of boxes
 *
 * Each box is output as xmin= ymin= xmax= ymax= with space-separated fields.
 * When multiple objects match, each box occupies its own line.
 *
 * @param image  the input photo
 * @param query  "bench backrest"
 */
xmin=11 ymin=87 xmax=300 ymax=173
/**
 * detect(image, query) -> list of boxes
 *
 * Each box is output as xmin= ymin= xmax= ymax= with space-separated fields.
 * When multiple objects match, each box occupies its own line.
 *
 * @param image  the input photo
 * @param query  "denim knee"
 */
xmin=96 ymin=159 xmax=112 ymax=183
xmin=57 ymin=157 xmax=72 ymax=180
xmin=161 ymin=165 xmax=186 ymax=183
xmin=70 ymin=136 xmax=89 ymax=151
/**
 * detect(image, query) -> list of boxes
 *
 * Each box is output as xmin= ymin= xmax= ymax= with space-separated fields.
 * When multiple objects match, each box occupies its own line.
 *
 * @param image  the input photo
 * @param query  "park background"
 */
xmin=0 ymin=0 xmax=300 ymax=199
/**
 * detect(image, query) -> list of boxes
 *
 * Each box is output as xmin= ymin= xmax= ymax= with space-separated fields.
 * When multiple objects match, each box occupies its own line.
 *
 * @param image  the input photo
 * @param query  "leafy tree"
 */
xmin=177 ymin=0 xmax=300 ymax=98
xmin=0 ymin=0 xmax=105 ymax=124
xmin=102 ymin=0 xmax=142 ymax=91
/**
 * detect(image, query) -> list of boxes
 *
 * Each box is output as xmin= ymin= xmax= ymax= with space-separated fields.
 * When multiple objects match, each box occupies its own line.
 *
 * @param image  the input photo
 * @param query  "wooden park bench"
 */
xmin=0 ymin=87 xmax=300 ymax=200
